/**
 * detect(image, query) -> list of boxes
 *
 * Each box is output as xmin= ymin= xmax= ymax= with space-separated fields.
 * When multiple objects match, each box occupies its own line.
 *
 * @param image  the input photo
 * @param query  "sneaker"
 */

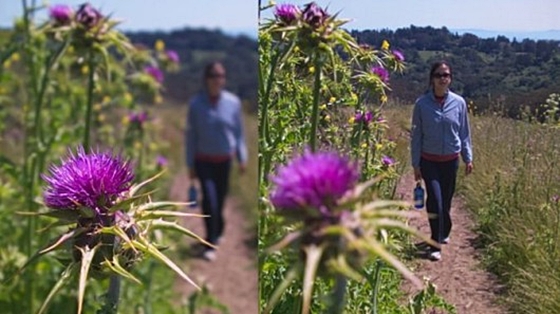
xmin=428 ymin=251 xmax=441 ymax=261
xmin=202 ymin=249 xmax=217 ymax=262
xmin=442 ymin=237 xmax=450 ymax=244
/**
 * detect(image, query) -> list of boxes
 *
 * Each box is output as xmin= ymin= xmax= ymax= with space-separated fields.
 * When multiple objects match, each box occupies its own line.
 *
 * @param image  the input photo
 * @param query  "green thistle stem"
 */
xmin=83 ymin=53 xmax=96 ymax=150
xmin=104 ymin=275 xmax=121 ymax=313
xmin=143 ymin=260 xmax=157 ymax=314
xmin=327 ymin=274 xmax=347 ymax=314
xmin=258 ymin=48 xmax=281 ymax=184
xmin=309 ymin=58 xmax=322 ymax=151
xmin=371 ymin=259 xmax=383 ymax=314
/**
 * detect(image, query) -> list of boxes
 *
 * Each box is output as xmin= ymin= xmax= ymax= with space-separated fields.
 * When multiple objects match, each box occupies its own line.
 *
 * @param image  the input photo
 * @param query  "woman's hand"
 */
xmin=465 ymin=162 xmax=473 ymax=175
xmin=414 ymin=167 xmax=422 ymax=181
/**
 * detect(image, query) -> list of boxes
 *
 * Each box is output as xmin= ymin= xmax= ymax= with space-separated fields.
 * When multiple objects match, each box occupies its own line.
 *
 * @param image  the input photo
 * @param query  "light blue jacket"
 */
xmin=185 ymin=90 xmax=248 ymax=168
xmin=410 ymin=90 xmax=473 ymax=168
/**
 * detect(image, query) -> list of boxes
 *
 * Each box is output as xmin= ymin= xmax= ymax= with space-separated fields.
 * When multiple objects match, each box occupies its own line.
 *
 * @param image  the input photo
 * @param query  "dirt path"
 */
xmin=170 ymin=170 xmax=258 ymax=314
xmin=397 ymin=172 xmax=507 ymax=314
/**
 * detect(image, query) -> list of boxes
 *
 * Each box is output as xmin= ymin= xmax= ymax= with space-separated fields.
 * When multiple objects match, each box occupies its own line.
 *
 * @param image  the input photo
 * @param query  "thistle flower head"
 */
xmin=270 ymin=150 xmax=359 ymax=216
xmin=76 ymin=3 xmax=103 ymax=29
xmin=49 ymin=4 xmax=73 ymax=25
xmin=128 ymin=111 xmax=148 ymax=124
xmin=354 ymin=111 xmax=363 ymax=121
xmin=382 ymin=155 xmax=395 ymax=167
xmin=274 ymin=3 xmax=300 ymax=25
xmin=372 ymin=66 xmax=389 ymax=83
xmin=156 ymin=155 xmax=168 ymax=167
xmin=145 ymin=66 xmax=164 ymax=83
xmin=166 ymin=50 xmax=180 ymax=63
xmin=42 ymin=146 xmax=134 ymax=214
xmin=364 ymin=111 xmax=373 ymax=123
xmin=302 ymin=2 xmax=328 ymax=28
xmin=355 ymin=110 xmax=372 ymax=124
xmin=392 ymin=49 xmax=405 ymax=62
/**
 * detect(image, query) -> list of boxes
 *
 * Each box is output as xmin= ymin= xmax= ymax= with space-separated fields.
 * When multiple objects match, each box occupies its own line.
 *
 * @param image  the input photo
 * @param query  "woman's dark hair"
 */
xmin=203 ymin=61 xmax=224 ymax=80
xmin=428 ymin=61 xmax=453 ymax=88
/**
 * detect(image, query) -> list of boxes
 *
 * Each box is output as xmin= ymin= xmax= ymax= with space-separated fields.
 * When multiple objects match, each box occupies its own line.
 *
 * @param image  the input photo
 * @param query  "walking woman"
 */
xmin=185 ymin=61 xmax=248 ymax=261
xmin=410 ymin=61 xmax=473 ymax=261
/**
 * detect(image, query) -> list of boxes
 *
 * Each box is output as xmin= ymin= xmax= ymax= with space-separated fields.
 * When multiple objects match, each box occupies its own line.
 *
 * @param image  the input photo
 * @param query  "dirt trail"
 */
xmin=170 ymin=170 xmax=258 ymax=314
xmin=397 ymin=172 xmax=507 ymax=314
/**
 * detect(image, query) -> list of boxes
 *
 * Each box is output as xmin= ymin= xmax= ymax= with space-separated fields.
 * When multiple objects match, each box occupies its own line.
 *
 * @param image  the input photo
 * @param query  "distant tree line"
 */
xmin=126 ymin=28 xmax=258 ymax=112
xmin=350 ymin=25 xmax=560 ymax=117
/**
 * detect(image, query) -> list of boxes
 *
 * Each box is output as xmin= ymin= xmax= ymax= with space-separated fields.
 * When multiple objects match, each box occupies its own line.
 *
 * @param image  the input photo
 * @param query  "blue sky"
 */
xmin=0 ymin=1 xmax=258 ymax=37
xmin=264 ymin=0 xmax=560 ymax=32
xmin=1 ymin=1 xmax=560 ymax=39
xmin=262 ymin=0 xmax=560 ymax=40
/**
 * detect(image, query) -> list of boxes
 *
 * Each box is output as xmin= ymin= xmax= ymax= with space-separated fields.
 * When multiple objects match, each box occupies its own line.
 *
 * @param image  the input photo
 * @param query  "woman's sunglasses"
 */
xmin=432 ymin=72 xmax=451 ymax=79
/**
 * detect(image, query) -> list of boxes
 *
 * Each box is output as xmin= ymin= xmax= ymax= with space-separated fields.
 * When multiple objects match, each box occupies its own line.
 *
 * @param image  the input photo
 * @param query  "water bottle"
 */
xmin=188 ymin=185 xmax=197 ymax=208
xmin=414 ymin=181 xmax=424 ymax=209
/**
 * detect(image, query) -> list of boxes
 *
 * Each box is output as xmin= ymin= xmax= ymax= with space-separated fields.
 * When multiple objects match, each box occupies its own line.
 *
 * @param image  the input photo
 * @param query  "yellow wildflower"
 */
xmin=121 ymin=116 xmax=129 ymax=126
xmin=155 ymin=39 xmax=165 ymax=52
xmin=149 ymin=142 xmax=158 ymax=151
xmin=381 ymin=40 xmax=390 ymax=50
xmin=102 ymin=95 xmax=111 ymax=104
xmin=309 ymin=66 xmax=315 ymax=74
xmin=124 ymin=92 xmax=133 ymax=103
xmin=319 ymin=104 xmax=327 ymax=110
xmin=351 ymin=93 xmax=358 ymax=102
xmin=154 ymin=95 xmax=163 ymax=104
xmin=294 ymin=46 xmax=300 ymax=53
xmin=376 ymin=143 xmax=383 ymax=150
xmin=93 ymin=103 xmax=102 ymax=111
xmin=381 ymin=95 xmax=388 ymax=103
xmin=361 ymin=143 xmax=368 ymax=149
xmin=3 ymin=60 xmax=11 ymax=69
xmin=98 ymin=114 xmax=106 ymax=123
xmin=324 ymin=115 xmax=331 ymax=122
xmin=329 ymin=97 xmax=336 ymax=104
xmin=11 ymin=53 xmax=20 ymax=62
xmin=81 ymin=65 xmax=89 ymax=75
xmin=348 ymin=117 xmax=355 ymax=124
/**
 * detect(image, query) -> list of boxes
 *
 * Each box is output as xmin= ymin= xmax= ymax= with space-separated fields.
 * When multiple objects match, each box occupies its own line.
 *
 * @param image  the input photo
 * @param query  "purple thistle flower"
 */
xmin=381 ymin=155 xmax=395 ymax=167
xmin=156 ymin=155 xmax=168 ymax=167
xmin=76 ymin=3 xmax=103 ymax=29
xmin=364 ymin=111 xmax=373 ymax=124
xmin=392 ymin=49 xmax=405 ymax=62
xmin=302 ymin=2 xmax=328 ymax=28
xmin=274 ymin=3 xmax=300 ymax=24
xmin=166 ymin=50 xmax=180 ymax=63
xmin=145 ymin=66 xmax=164 ymax=83
xmin=42 ymin=146 xmax=134 ymax=214
xmin=128 ymin=111 xmax=148 ymax=124
xmin=354 ymin=111 xmax=363 ymax=122
xmin=372 ymin=66 xmax=389 ymax=83
xmin=270 ymin=150 xmax=360 ymax=215
xmin=49 ymin=4 xmax=73 ymax=25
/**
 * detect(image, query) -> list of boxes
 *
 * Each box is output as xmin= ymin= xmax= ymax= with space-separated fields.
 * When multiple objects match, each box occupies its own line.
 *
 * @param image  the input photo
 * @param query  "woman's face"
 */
xmin=431 ymin=64 xmax=451 ymax=92
xmin=206 ymin=63 xmax=226 ymax=96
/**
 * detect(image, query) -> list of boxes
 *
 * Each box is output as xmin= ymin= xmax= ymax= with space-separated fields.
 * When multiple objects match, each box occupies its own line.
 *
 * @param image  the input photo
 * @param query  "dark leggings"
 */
xmin=420 ymin=157 xmax=459 ymax=251
xmin=194 ymin=159 xmax=231 ymax=247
